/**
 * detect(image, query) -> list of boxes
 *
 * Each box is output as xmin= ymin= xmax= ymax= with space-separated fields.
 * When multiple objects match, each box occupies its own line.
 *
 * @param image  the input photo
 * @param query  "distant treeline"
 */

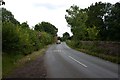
xmin=2 ymin=8 xmax=58 ymax=55
xmin=65 ymin=2 xmax=120 ymax=41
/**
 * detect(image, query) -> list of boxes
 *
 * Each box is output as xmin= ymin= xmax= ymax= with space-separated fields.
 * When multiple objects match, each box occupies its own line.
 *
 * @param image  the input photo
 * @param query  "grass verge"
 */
xmin=66 ymin=40 xmax=119 ymax=64
xmin=2 ymin=46 xmax=48 ymax=77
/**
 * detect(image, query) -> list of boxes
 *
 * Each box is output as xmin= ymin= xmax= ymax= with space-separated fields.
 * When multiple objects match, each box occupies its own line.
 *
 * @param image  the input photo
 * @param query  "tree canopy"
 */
xmin=2 ymin=8 xmax=20 ymax=25
xmin=34 ymin=21 xmax=58 ymax=36
xmin=62 ymin=32 xmax=70 ymax=41
xmin=65 ymin=2 xmax=120 ymax=41
xmin=21 ymin=21 xmax=29 ymax=29
xmin=2 ymin=8 xmax=56 ymax=55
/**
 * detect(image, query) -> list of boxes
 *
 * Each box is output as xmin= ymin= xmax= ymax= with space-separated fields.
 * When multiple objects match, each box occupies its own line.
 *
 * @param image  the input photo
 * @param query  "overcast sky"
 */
xmin=2 ymin=0 xmax=120 ymax=37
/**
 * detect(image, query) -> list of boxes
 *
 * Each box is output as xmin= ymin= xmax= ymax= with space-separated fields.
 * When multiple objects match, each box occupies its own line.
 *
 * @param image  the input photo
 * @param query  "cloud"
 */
xmin=33 ymin=3 xmax=65 ymax=10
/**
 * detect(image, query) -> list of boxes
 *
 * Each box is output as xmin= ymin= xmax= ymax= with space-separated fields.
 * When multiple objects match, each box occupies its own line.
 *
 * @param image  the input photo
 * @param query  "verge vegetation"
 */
xmin=66 ymin=40 xmax=120 ymax=64
xmin=2 ymin=47 xmax=48 ymax=77
xmin=64 ymin=1 xmax=120 ymax=64
xmin=2 ymin=8 xmax=58 ymax=76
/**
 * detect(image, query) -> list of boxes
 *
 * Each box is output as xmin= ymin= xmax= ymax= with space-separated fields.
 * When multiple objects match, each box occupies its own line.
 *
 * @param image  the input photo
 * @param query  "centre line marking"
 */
xmin=69 ymin=56 xmax=87 ymax=68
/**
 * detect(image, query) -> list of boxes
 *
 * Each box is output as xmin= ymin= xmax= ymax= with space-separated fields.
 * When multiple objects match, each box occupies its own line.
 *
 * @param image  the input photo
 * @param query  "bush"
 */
xmin=2 ymin=21 xmax=54 ymax=55
xmin=2 ymin=22 xmax=20 ymax=54
xmin=66 ymin=40 xmax=119 ymax=63
xmin=40 ymin=32 xmax=53 ymax=45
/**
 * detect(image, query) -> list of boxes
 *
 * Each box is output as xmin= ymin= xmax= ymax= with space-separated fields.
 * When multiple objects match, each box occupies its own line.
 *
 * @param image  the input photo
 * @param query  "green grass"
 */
xmin=2 ymin=53 xmax=24 ymax=77
xmin=2 ymin=46 xmax=48 ymax=77
xmin=66 ymin=40 xmax=120 ymax=64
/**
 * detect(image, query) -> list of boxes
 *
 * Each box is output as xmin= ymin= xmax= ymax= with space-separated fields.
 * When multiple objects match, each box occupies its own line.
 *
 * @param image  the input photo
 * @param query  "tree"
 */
xmin=87 ymin=25 xmax=99 ymax=40
xmin=65 ymin=2 xmax=120 ymax=41
xmin=34 ymin=21 xmax=58 ymax=36
xmin=2 ymin=8 xmax=56 ymax=55
xmin=62 ymin=32 xmax=70 ymax=41
xmin=86 ymin=2 xmax=112 ymax=40
xmin=65 ymin=5 xmax=88 ymax=41
xmin=21 ymin=21 xmax=29 ymax=29
xmin=105 ymin=2 xmax=120 ymax=41
xmin=57 ymin=36 xmax=62 ymax=40
xmin=2 ymin=8 xmax=20 ymax=25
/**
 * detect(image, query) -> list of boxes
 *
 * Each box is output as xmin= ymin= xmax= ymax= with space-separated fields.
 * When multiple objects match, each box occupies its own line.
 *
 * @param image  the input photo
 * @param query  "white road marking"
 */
xmin=69 ymin=56 xmax=87 ymax=68
xmin=66 ymin=45 xmax=70 ymax=49
xmin=53 ymin=50 xmax=62 ymax=52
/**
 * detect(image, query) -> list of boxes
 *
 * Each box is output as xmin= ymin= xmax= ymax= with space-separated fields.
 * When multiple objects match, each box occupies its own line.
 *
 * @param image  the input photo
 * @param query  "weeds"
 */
xmin=66 ymin=40 xmax=120 ymax=64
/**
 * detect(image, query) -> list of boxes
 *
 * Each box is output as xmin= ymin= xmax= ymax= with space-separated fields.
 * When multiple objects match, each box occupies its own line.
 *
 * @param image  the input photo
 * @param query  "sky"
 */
xmin=2 ymin=0 xmax=120 ymax=37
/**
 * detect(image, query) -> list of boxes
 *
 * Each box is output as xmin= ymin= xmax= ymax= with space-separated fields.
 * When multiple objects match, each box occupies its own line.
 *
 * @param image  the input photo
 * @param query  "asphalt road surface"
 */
xmin=44 ymin=42 xmax=119 ymax=78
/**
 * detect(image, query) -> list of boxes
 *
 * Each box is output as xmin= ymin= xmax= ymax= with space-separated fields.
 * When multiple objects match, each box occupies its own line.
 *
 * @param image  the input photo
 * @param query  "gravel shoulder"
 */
xmin=6 ymin=55 xmax=47 ymax=78
xmin=2 ymin=47 xmax=48 ymax=79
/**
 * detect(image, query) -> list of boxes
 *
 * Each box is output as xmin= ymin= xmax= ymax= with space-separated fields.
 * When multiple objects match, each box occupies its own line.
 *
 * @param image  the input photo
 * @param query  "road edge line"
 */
xmin=69 ymin=56 xmax=87 ymax=68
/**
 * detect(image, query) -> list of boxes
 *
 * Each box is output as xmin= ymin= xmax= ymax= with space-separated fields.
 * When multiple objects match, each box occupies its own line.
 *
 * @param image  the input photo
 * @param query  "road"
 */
xmin=44 ymin=42 xmax=119 ymax=78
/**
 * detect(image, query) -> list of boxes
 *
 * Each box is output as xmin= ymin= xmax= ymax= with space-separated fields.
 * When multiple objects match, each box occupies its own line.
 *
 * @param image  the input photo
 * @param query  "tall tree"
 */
xmin=21 ymin=21 xmax=29 ymax=29
xmin=105 ymin=2 xmax=120 ymax=41
xmin=34 ymin=21 xmax=58 ymax=36
xmin=62 ymin=32 xmax=70 ymax=41
xmin=65 ymin=5 xmax=88 ymax=41
xmin=65 ymin=2 xmax=120 ymax=41
xmin=2 ymin=8 xmax=20 ymax=25
xmin=86 ymin=2 xmax=112 ymax=40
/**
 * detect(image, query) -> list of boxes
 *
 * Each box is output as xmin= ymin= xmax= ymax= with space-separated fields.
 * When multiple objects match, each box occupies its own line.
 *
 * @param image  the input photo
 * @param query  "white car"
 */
xmin=56 ymin=40 xmax=61 ymax=44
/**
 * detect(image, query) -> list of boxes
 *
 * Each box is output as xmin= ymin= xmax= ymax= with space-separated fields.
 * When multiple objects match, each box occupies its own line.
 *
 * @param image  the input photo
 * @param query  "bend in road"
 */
xmin=44 ymin=42 xmax=119 ymax=78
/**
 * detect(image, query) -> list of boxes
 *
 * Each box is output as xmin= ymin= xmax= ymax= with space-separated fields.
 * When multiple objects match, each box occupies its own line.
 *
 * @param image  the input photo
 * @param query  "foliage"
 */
xmin=66 ymin=40 xmax=119 ymax=64
xmin=86 ymin=2 xmax=111 ymax=40
xmin=65 ymin=2 xmax=120 ymax=41
xmin=2 ymin=8 xmax=57 ymax=77
xmin=34 ymin=21 xmax=58 ymax=36
xmin=2 ymin=21 xmax=54 ymax=55
xmin=65 ymin=2 xmax=120 ymax=64
xmin=3 ymin=22 xmax=32 ymax=54
xmin=2 ymin=8 xmax=20 ymax=25
xmin=21 ymin=21 xmax=29 ymax=29
xmin=40 ymin=32 xmax=53 ymax=45
xmin=2 ymin=53 xmax=24 ymax=76
xmin=62 ymin=32 xmax=70 ymax=41
xmin=65 ymin=5 xmax=88 ymax=41
xmin=87 ymin=25 xmax=99 ymax=40
xmin=2 ymin=8 xmax=55 ymax=55
xmin=105 ymin=2 xmax=120 ymax=40
xmin=3 ymin=46 xmax=47 ymax=77
xmin=57 ymin=36 xmax=62 ymax=41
